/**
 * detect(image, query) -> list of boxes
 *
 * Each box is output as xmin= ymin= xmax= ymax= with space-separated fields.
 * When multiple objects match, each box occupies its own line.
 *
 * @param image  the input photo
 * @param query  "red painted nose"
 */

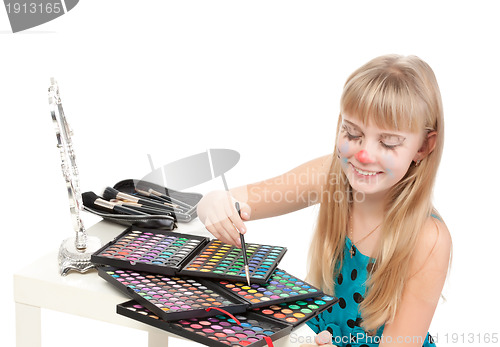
xmin=355 ymin=150 xmax=373 ymax=163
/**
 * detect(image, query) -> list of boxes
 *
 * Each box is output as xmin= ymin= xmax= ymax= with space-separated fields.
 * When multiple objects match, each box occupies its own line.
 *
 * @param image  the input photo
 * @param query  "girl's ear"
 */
xmin=414 ymin=131 xmax=437 ymax=162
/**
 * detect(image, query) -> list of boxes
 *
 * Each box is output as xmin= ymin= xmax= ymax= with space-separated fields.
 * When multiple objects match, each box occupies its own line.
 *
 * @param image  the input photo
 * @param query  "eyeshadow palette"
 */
xmin=92 ymin=227 xmax=287 ymax=284
xmin=117 ymin=300 xmax=293 ymax=347
xmin=98 ymin=266 xmax=248 ymax=321
xmin=91 ymin=227 xmax=208 ymax=275
xmin=251 ymin=295 xmax=338 ymax=327
xmin=215 ymin=269 xmax=322 ymax=308
xmin=179 ymin=240 xmax=287 ymax=284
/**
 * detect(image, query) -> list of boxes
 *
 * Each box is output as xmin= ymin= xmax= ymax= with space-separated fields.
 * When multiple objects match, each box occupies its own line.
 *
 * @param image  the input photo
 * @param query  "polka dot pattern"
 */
xmin=307 ymin=236 xmax=436 ymax=347
xmin=351 ymin=269 xmax=357 ymax=281
xmin=353 ymin=292 xmax=364 ymax=304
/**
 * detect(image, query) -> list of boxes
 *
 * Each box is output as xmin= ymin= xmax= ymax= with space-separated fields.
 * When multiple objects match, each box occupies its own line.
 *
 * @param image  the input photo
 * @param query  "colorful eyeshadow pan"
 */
xmin=117 ymin=300 xmax=292 ymax=347
xmin=252 ymin=295 xmax=338 ymax=327
xmin=215 ymin=269 xmax=321 ymax=308
xmin=98 ymin=266 xmax=247 ymax=321
xmin=91 ymin=227 xmax=208 ymax=275
xmin=179 ymin=240 xmax=287 ymax=284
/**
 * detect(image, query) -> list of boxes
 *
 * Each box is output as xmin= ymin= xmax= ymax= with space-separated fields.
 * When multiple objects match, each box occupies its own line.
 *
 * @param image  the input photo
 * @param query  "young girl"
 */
xmin=196 ymin=54 xmax=451 ymax=347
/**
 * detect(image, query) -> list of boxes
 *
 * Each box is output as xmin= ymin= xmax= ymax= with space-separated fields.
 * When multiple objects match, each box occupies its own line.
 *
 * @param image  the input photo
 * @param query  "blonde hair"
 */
xmin=307 ymin=55 xmax=444 ymax=331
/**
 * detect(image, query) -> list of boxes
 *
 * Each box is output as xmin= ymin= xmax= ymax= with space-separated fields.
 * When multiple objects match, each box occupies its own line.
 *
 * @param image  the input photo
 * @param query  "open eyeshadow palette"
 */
xmin=117 ymin=294 xmax=338 ymax=346
xmin=251 ymin=295 xmax=338 ymax=327
xmin=178 ymin=239 xmax=286 ymax=284
xmin=214 ymin=269 xmax=322 ymax=308
xmin=92 ymin=227 xmax=287 ymax=283
xmin=98 ymin=264 xmax=324 ymax=320
xmin=98 ymin=266 xmax=248 ymax=321
xmin=117 ymin=300 xmax=293 ymax=347
xmin=91 ymin=227 xmax=208 ymax=275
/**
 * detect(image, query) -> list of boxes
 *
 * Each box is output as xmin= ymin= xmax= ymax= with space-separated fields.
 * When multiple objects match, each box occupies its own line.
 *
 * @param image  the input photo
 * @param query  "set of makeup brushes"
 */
xmin=82 ymin=187 xmax=194 ymax=220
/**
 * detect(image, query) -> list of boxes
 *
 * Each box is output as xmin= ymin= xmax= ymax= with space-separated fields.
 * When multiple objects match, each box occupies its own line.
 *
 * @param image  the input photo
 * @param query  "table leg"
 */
xmin=148 ymin=330 xmax=169 ymax=347
xmin=15 ymin=302 xmax=41 ymax=347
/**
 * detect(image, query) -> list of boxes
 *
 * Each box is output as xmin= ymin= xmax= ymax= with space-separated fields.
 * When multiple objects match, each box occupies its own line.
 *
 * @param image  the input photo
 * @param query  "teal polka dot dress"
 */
xmin=306 ymin=237 xmax=436 ymax=347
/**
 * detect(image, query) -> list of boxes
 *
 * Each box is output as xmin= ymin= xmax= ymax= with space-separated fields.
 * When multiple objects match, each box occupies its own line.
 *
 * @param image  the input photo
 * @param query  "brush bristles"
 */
xmin=103 ymin=187 xmax=119 ymax=201
xmin=82 ymin=191 xmax=99 ymax=206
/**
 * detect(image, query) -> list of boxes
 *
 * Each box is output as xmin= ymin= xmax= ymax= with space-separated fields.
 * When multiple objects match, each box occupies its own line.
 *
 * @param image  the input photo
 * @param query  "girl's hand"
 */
xmin=196 ymin=190 xmax=251 ymax=247
xmin=300 ymin=331 xmax=337 ymax=347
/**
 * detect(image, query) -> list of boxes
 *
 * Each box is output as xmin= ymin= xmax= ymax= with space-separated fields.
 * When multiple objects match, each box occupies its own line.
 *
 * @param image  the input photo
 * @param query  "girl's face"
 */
xmin=337 ymin=114 xmax=426 ymax=197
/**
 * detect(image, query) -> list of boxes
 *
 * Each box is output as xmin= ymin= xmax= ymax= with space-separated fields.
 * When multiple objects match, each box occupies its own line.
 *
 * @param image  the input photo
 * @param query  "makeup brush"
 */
xmin=103 ymin=187 xmax=176 ymax=212
xmin=110 ymin=199 xmax=175 ymax=216
xmin=147 ymin=188 xmax=194 ymax=210
xmin=134 ymin=188 xmax=183 ymax=210
xmin=82 ymin=192 xmax=148 ymax=215
xmin=235 ymin=202 xmax=250 ymax=286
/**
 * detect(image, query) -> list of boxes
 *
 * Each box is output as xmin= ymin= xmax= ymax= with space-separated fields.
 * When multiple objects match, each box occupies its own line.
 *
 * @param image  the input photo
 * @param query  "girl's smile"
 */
xmin=349 ymin=162 xmax=384 ymax=177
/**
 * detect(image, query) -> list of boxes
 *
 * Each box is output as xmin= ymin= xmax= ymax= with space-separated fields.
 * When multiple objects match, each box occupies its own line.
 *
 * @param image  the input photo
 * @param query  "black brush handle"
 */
xmin=135 ymin=195 xmax=176 ymax=212
xmin=235 ymin=202 xmax=248 ymax=266
xmin=148 ymin=188 xmax=194 ymax=209
xmin=113 ymin=205 xmax=149 ymax=215
xmin=83 ymin=191 xmax=147 ymax=216
xmin=135 ymin=193 xmax=190 ymax=213
xmin=105 ymin=186 xmax=175 ymax=212
xmin=123 ymin=204 xmax=174 ymax=216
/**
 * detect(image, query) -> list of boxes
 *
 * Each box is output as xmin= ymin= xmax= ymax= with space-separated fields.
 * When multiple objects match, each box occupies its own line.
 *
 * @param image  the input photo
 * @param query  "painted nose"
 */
xmin=355 ymin=150 xmax=374 ymax=164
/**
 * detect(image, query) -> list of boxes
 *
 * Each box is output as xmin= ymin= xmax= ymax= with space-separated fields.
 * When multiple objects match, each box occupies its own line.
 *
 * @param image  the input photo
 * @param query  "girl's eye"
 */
xmin=346 ymin=132 xmax=361 ymax=141
xmin=380 ymin=135 xmax=405 ymax=150
xmin=380 ymin=142 xmax=399 ymax=150
xmin=342 ymin=124 xmax=361 ymax=141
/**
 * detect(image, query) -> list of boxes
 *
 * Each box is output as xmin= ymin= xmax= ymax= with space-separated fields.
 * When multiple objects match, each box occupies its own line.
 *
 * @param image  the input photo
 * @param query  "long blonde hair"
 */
xmin=307 ymin=55 xmax=444 ymax=331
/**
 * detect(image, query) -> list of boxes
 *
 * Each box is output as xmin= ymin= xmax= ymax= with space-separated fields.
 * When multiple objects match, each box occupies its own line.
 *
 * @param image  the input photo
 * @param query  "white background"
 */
xmin=1 ymin=1 xmax=499 ymax=346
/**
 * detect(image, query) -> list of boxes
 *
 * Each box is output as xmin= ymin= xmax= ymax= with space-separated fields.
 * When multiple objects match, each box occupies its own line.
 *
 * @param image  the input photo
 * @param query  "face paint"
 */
xmin=354 ymin=150 xmax=372 ymax=164
xmin=382 ymin=154 xmax=395 ymax=178
xmin=337 ymin=141 xmax=350 ymax=166
xmin=340 ymin=142 xmax=350 ymax=155
xmin=337 ymin=114 xmax=426 ymax=196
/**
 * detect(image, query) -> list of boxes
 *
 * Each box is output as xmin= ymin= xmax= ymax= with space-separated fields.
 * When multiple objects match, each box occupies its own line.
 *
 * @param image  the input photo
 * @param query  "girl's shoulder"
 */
xmin=409 ymin=215 xmax=452 ymax=278
xmin=423 ymin=215 xmax=451 ymax=255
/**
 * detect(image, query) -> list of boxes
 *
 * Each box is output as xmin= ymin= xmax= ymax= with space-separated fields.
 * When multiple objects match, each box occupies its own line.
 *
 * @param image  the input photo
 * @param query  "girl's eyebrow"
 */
xmin=343 ymin=119 xmax=406 ymax=140
xmin=380 ymin=133 xmax=406 ymax=142
xmin=343 ymin=120 xmax=364 ymax=134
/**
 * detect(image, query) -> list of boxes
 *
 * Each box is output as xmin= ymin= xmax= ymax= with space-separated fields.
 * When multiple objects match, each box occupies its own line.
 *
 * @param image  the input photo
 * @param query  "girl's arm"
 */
xmin=196 ymin=154 xmax=332 ymax=246
xmin=379 ymin=217 xmax=452 ymax=346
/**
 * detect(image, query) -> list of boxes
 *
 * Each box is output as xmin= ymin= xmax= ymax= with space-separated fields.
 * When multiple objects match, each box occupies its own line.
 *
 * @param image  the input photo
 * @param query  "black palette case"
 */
xmin=116 ymin=296 xmax=338 ymax=346
xmin=117 ymin=300 xmax=293 ymax=347
xmin=213 ymin=268 xmax=323 ymax=308
xmin=91 ymin=227 xmax=209 ymax=275
xmin=91 ymin=226 xmax=288 ymax=284
xmin=98 ymin=266 xmax=249 ymax=321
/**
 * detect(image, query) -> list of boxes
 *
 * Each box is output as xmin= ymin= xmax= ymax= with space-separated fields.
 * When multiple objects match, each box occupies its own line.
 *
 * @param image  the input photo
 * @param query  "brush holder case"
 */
xmin=83 ymin=179 xmax=203 ymax=230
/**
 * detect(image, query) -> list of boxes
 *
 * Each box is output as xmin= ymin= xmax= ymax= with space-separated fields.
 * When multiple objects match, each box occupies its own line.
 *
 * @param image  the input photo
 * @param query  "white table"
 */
xmin=13 ymin=220 xmax=316 ymax=347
